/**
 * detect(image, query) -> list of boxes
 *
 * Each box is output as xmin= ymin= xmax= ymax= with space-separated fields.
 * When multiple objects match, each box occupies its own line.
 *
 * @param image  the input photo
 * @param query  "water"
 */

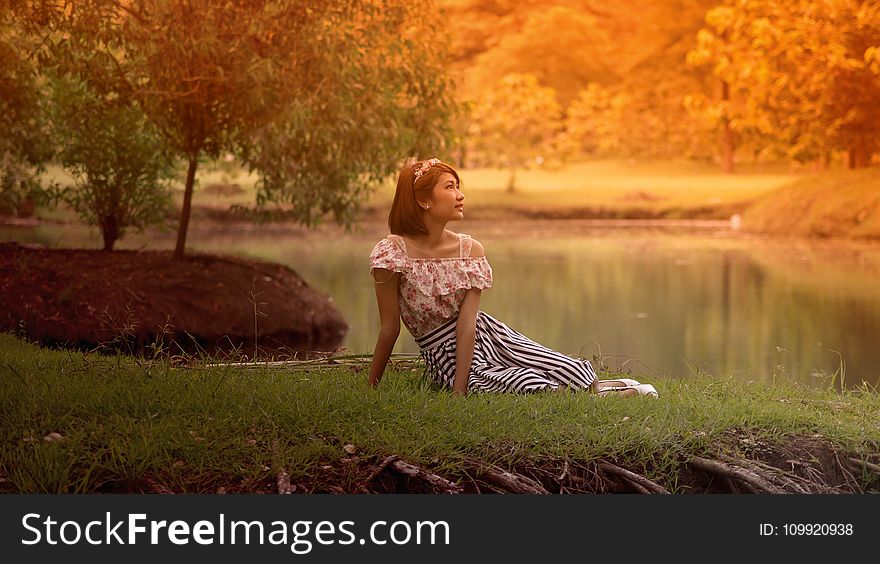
xmin=4 ymin=219 xmax=879 ymax=388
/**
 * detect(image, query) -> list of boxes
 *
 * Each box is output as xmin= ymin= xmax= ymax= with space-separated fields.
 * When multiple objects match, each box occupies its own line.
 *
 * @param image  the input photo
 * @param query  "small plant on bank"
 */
xmin=47 ymin=75 xmax=176 ymax=251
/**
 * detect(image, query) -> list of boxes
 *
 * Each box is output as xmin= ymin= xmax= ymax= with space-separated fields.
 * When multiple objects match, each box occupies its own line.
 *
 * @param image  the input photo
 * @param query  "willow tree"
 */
xmin=25 ymin=0 xmax=455 ymax=258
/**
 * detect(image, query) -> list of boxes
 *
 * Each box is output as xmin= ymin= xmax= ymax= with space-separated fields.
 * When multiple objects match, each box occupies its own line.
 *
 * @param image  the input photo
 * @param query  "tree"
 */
xmin=464 ymin=5 xmax=618 ymax=106
xmin=48 ymin=75 xmax=175 ymax=251
xmin=0 ymin=7 xmax=52 ymax=217
xmin=686 ymin=0 xmax=880 ymax=169
xmin=442 ymin=0 xmax=722 ymax=163
xmin=467 ymin=73 xmax=563 ymax=192
xmin=25 ymin=0 xmax=455 ymax=258
xmin=239 ymin=1 xmax=456 ymax=227
xmin=564 ymin=84 xmax=628 ymax=157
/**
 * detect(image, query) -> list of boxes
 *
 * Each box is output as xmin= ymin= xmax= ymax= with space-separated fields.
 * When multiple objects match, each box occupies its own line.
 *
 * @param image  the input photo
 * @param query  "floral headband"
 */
xmin=412 ymin=158 xmax=441 ymax=181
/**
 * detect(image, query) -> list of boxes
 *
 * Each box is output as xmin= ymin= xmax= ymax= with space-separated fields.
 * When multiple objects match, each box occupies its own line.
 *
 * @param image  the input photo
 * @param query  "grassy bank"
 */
xmin=743 ymin=168 xmax=880 ymax=239
xmin=31 ymin=159 xmax=797 ymax=225
xmin=2 ymin=333 xmax=878 ymax=494
xmin=366 ymin=160 xmax=795 ymax=220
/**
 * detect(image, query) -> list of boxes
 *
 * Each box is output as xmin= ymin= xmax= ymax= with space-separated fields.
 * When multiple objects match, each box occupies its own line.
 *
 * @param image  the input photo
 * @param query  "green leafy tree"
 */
xmin=25 ymin=0 xmax=455 ymax=258
xmin=467 ymin=73 xmax=563 ymax=192
xmin=239 ymin=1 xmax=456 ymax=227
xmin=49 ymin=76 xmax=175 ymax=251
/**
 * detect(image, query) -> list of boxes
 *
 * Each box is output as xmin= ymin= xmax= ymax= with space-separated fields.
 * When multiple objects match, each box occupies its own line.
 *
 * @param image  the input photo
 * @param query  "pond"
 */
xmin=4 ymin=218 xmax=880 ymax=389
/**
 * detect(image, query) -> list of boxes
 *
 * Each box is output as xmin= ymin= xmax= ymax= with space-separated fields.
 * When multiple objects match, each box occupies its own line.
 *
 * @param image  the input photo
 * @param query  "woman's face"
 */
xmin=424 ymin=172 xmax=464 ymax=221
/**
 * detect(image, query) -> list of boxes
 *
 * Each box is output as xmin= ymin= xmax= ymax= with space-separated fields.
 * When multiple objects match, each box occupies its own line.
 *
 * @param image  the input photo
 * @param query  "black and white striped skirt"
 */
xmin=415 ymin=311 xmax=598 ymax=393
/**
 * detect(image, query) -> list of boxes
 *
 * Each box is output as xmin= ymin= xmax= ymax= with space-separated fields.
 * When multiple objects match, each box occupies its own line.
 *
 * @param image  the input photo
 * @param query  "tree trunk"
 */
xmin=848 ymin=136 xmax=872 ymax=169
xmin=174 ymin=154 xmax=199 ymax=260
xmin=720 ymin=80 xmax=735 ymax=174
xmin=507 ymin=167 xmax=517 ymax=193
xmin=100 ymin=215 xmax=118 ymax=251
xmin=101 ymin=186 xmax=121 ymax=251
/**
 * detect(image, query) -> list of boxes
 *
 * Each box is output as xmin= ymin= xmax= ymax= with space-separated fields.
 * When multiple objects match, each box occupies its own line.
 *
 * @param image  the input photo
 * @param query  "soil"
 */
xmin=83 ymin=429 xmax=879 ymax=494
xmin=0 ymin=241 xmax=348 ymax=358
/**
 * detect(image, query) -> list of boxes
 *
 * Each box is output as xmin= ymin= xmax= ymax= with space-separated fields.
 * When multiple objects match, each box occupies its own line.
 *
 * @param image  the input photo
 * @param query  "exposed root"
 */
xmin=717 ymin=455 xmax=813 ymax=494
xmin=469 ymin=460 xmax=550 ymax=494
xmin=384 ymin=458 xmax=463 ymax=494
xmin=366 ymin=455 xmax=399 ymax=483
xmin=833 ymin=450 xmax=863 ymax=493
xmin=598 ymin=461 xmax=670 ymax=494
xmin=848 ymin=457 xmax=880 ymax=475
xmin=688 ymin=456 xmax=785 ymax=494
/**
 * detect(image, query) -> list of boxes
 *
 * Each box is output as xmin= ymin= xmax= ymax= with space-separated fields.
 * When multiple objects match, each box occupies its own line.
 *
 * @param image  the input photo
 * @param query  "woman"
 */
xmin=368 ymin=158 xmax=658 ymax=397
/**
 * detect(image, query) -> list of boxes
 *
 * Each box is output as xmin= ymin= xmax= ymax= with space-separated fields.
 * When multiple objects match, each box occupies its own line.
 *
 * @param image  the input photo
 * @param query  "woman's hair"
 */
xmin=388 ymin=159 xmax=460 ymax=236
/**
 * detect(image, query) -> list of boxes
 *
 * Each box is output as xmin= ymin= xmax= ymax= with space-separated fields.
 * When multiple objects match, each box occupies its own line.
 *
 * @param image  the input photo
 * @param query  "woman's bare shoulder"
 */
xmin=469 ymin=238 xmax=485 ymax=258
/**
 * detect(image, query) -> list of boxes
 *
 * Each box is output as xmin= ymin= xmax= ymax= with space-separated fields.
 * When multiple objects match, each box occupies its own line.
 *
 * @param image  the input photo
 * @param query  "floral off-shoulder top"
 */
xmin=369 ymin=233 xmax=493 ymax=338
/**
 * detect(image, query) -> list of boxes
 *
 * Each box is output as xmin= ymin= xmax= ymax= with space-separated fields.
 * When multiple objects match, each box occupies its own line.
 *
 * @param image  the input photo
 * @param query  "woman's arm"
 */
xmin=368 ymin=268 xmax=400 ymax=387
xmin=452 ymin=239 xmax=487 ymax=395
xmin=453 ymin=287 xmax=482 ymax=395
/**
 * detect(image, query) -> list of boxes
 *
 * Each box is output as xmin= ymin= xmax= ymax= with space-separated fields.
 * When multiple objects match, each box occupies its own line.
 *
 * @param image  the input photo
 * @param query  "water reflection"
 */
xmin=3 ymin=221 xmax=879 ymax=388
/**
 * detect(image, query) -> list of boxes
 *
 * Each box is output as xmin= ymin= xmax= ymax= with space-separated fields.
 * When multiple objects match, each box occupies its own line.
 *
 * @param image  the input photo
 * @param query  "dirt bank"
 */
xmin=742 ymin=168 xmax=880 ymax=239
xmin=0 ymin=242 xmax=348 ymax=357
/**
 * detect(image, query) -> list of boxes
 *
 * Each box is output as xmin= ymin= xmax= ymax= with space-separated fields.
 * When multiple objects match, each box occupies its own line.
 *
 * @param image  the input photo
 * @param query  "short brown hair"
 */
xmin=388 ymin=160 xmax=461 ymax=236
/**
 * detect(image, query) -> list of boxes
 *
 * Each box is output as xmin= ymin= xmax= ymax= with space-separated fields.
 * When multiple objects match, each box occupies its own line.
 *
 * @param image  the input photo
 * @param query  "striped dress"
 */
xmin=370 ymin=233 xmax=598 ymax=393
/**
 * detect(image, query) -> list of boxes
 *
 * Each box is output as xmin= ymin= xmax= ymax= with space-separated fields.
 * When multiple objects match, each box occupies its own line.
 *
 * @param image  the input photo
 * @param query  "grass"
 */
xmin=34 ymin=159 xmax=799 ymax=225
xmin=742 ymin=167 xmax=880 ymax=239
xmin=2 ymin=333 xmax=878 ymax=494
xmin=366 ymin=159 xmax=797 ymax=215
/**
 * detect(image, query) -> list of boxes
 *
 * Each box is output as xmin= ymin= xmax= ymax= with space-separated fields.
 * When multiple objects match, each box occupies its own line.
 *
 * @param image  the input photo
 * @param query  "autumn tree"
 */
xmin=443 ymin=0 xmax=720 ymax=163
xmin=687 ymin=0 xmax=880 ymax=169
xmin=564 ymin=84 xmax=627 ymax=157
xmin=0 ymin=6 xmax=52 ymax=217
xmin=467 ymin=73 xmax=563 ymax=192
xmin=23 ymin=0 xmax=455 ymax=258
xmin=464 ymin=5 xmax=618 ymax=106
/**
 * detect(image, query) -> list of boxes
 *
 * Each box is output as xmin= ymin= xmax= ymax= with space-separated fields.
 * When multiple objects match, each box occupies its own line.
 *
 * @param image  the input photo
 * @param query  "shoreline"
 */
xmin=2 ymin=333 xmax=878 ymax=494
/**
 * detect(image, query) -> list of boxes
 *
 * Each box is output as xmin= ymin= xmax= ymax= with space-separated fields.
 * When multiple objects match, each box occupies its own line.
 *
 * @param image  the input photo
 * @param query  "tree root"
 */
xmin=717 ymin=455 xmax=815 ymax=494
xmin=474 ymin=463 xmax=550 ymax=494
xmin=365 ymin=455 xmax=399 ymax=483
xmin=848 ymin=457 xmax=880 ymax=475
xmin=598 ymin=461 xmax=670 ymax=494
xmin=688 ymin=456 xmax=785 ymax=493
xmin=351 ymin=444 xmax=877 ymax=494
xmin=366 ymin=456 xmax=463 ymax=494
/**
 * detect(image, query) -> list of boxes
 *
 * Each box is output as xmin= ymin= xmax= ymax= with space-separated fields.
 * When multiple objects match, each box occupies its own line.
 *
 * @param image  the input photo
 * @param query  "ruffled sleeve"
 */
xmin=409 ymin=257 xmax=493 ymax=296
xmin=369 ymin=237 xmax=408 ymax=281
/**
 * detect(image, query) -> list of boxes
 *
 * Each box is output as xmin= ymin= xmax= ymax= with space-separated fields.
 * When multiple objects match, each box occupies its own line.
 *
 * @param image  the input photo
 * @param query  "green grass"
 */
xmin=2 ymin=333 xmax=878 ymax=493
